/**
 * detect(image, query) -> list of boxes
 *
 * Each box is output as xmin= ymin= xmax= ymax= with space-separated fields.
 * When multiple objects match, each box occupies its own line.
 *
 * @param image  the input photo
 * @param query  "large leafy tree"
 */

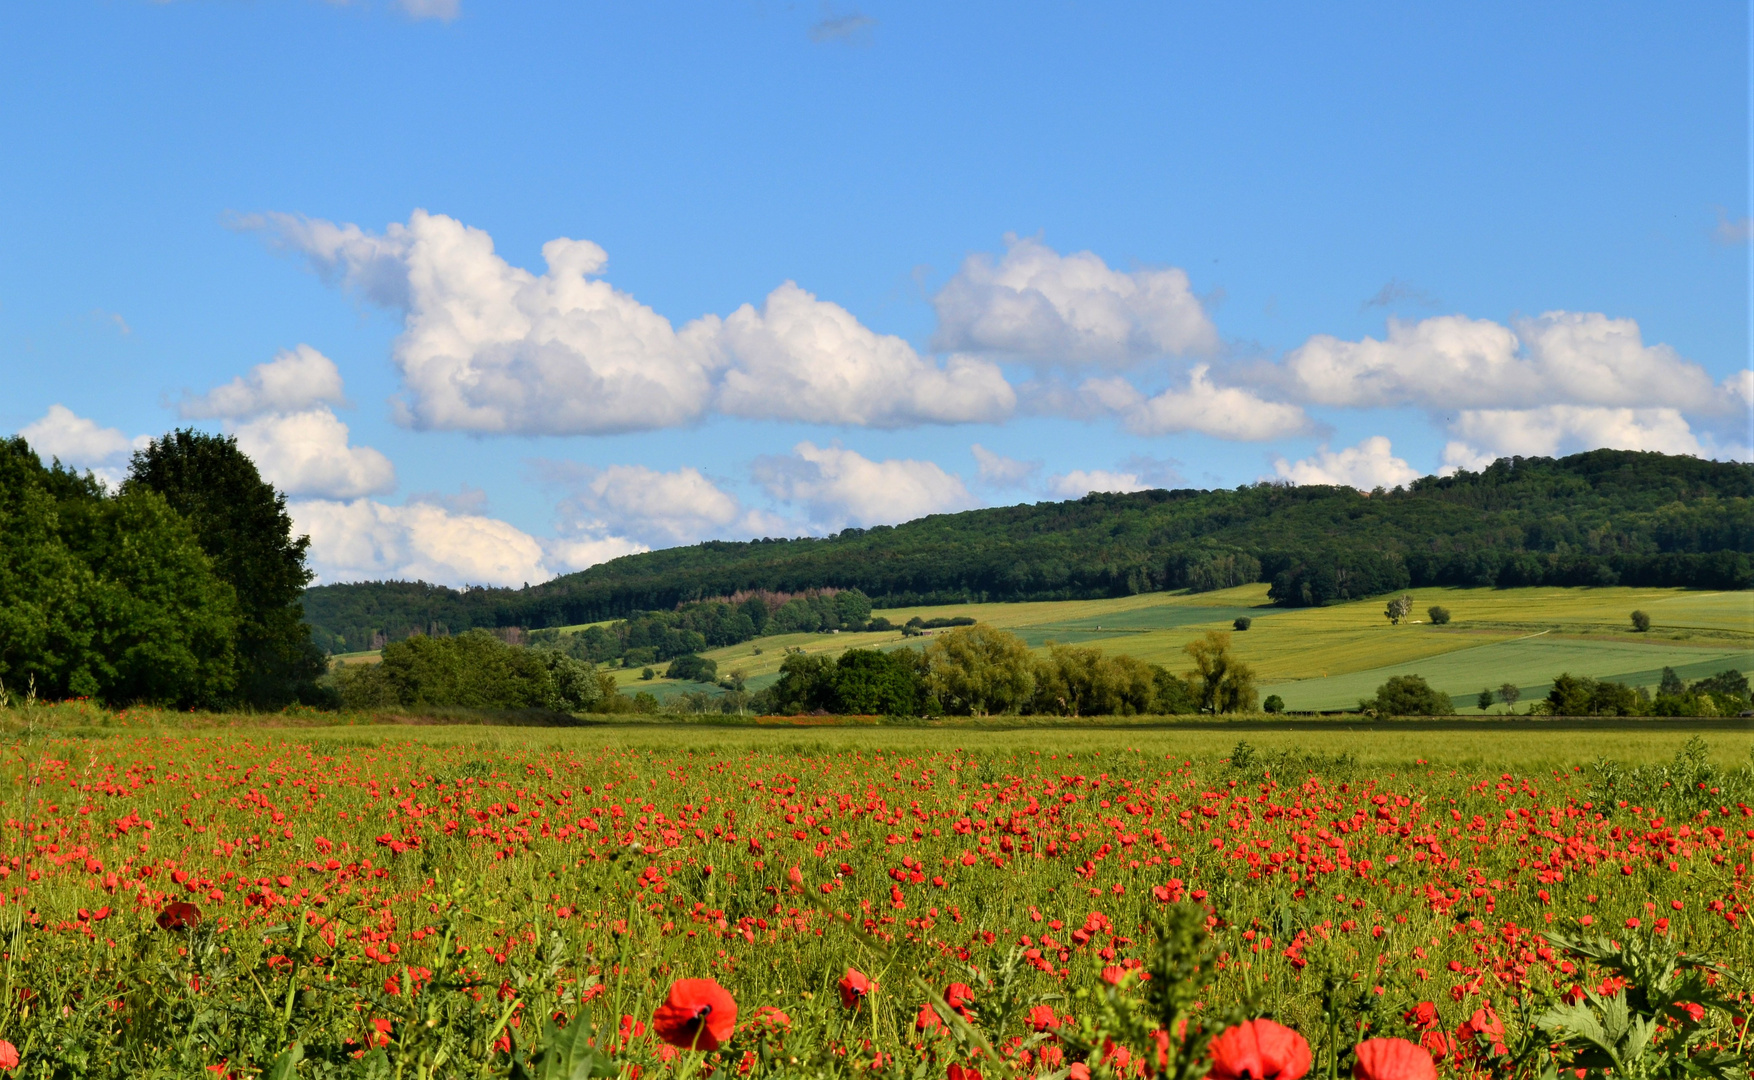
xmin=125 ymin=430 xmax=324 ymax=708
xmin=0 ymin=436 xmax=238 ymax=706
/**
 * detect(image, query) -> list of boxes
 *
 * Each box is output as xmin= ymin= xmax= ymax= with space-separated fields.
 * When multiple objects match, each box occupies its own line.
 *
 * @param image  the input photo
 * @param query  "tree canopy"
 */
xmin=303 ymin=450 xmax=1754 ymax=649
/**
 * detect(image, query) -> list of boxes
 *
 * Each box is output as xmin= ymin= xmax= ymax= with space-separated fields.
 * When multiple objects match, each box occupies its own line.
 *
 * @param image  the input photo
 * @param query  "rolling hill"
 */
xmin=302 ymin=449 xmax=1753 ymax=653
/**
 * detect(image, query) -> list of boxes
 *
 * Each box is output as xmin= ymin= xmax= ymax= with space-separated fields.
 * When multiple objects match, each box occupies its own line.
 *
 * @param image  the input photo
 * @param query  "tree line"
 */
xmin=0 ymin=432 xmax=325 ymax=709
xmin=302 ymin=449 xmax=1754 ymax=648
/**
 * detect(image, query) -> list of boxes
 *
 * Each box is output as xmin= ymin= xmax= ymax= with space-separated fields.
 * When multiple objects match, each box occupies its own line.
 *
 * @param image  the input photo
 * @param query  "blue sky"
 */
xmin=3 ymin=1 xmax=1749 ymax=587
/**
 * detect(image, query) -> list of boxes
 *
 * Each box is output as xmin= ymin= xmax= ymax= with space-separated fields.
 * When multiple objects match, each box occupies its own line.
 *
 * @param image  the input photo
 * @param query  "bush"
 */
xmin=336 ymin=631 xmax=607 ymax=712
xmin=1631 ymin=610 xmax=1651 ymax=632
xmin=1232 ymin=616 xmax=1252 ymax=631
xmin=1262 ymin=694 xmax=1284 ymax=714
xmin=1546 ymin=672 xmax=1643 ymax=716
xmin=665 ymin=654 xmax=718 ymax=683
xmin=1364 ymin=674 xmax=1453 ymax=716
xmin=1427 ymin=605 xmax=1451 ymax=625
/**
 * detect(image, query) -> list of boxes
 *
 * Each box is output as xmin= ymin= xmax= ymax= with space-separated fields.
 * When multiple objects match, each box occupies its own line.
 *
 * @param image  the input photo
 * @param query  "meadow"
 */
xmin=585 ymin=586 xmax=1753 ymax=712
xmin=0 ymin=713 xmax=1749 ymax=1078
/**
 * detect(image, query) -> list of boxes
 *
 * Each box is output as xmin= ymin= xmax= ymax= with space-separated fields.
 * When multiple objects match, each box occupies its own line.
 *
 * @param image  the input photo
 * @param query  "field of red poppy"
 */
xmin=0 ymin=720 xmax=1749 ymax=1079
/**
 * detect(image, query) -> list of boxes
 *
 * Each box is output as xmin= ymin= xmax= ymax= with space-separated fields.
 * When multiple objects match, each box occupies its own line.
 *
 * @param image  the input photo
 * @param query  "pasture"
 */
xmin=618 ymin=586 xmax=1752 ymax=710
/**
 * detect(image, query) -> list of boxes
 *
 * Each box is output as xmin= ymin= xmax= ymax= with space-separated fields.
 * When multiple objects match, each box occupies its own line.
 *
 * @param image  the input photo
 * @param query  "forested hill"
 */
xmin=303 ymin=450 xmax=1753 ymax=653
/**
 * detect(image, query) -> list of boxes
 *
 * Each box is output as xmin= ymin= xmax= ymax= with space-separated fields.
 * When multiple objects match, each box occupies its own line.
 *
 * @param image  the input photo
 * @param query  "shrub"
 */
xmin=335 ymin=630 xmax=605 ymax=712
xmin=1546 ymin=673 xmax=1643 ymax=716
xmin=1262 ymin=694 xmax=1284 ymax=714
xmin=1364 ymin=674 xmax=1453 ymax=715
xmin=1427 ymin=605 xmax=1451 ymax=625
xmin=1232 ymin=616 xmax=1252 ymax=631
xmin=665 ymin=654 xmax=718 ymax=683
xmin=1631 ymin=610 xmax=1651 ymax=632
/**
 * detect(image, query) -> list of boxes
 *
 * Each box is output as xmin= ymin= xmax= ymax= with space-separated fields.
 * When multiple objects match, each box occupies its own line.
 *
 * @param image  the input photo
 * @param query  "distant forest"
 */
xmin=303 ymin=450 xmax=1754 ymax=654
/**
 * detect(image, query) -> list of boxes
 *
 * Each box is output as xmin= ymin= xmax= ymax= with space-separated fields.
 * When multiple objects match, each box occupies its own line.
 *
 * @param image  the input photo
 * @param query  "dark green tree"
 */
xmin=1657 ymin=666 xmax=1685 ymax=696
xmin=830 ymin=648 xmax=925 ymax=715
xmin=1365 ymin=674 xmax=1453 ymax=715
xmin=1261 ymin=694 xmax=1285 ymax=714
xmin=125 ymin=430 xmax=325 ymax=707
xmin=60 ymin=489 xmax=240 ymax=707
xmin=1630 ymin=610 xmax=1651 ymax=632
xmin=1476 ymin=687 xmax=1494 ymax=711
xmin=1427 ymin=605 xmax=1451 ymax=625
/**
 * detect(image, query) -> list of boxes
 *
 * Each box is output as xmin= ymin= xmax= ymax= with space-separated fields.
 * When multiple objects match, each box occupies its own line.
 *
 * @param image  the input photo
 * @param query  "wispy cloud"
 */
xmin=1713 ymin=208 xmax=1753 ymax=246
xmin=1360 ymin=278 xmax=1440 ymax=311
xmin=809 ymin=11 xmax=876 ymax=45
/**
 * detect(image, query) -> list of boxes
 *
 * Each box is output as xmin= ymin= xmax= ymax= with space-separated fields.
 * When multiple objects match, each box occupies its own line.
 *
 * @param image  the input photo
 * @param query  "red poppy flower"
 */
xmin=838 ymin=968 xmax=875 ymax=1009
xmin=1206 ymin=1019 xmax=1312 ymax=1080
xmin=1351 ymin=1039 xmax=1437 ymax=1080
xmin=944 ymin=982 xmax=975 ymax=1018
xmin=744 ymin=1005 xmax=791 ymax=1037
xmin=947 ymin=1064 xmax=983 ymax=1080
xmin=1027 ymin=1004 xmax=1060 ymax=1032
xmin=0 ymin=1040 xmax=17 ymax=1071
xmin=652 ymin=978 xmax=738 ymax=1052
xmin=155 ymin=901 xmax=202 ymax=931
xmin=916 ymin=1003 xmax=944 ymax=1033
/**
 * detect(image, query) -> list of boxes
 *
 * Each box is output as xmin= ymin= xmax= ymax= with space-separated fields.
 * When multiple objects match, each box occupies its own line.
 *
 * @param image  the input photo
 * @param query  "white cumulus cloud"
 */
xmin=1440 ymin=406 xmax=1705 ymax=473
xmin=549 ymin=463 xmax=782 ymax=548
xmin=932 ymin=235 xmax=1218 ymax=366
xmin=1273 ymin=436 xmax=1420 ymax=490
xmin=715 ymin=282 xmax=1014 ymax=426
xmin=179 ymin=344 xmax=347 ymax=419
xmin=1047 ymin=469 xmax=1146 ymax=498
xmin=1075 ymin=364 xmax=1311 ymax=440
xmin=250 ymin=210 xmax=722 ymax=435
xmin=752 ymin=442 xmax=972 ymax=529
xmin=291 ymin=498 xmax=633 ymax=588
xmin=1284 ymin=312 xmax=1719 ymax=410
xmin=17 ymin=405 xmax=149 ymax=488
xmin=232 ymin=409 xmax=396 ymax=499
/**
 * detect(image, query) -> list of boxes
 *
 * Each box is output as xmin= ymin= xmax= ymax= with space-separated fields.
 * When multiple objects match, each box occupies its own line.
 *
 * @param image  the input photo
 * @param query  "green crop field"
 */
xmin=339 ymin=586 xmax=1751 ymax=712
xmin=622 ymin=585 xmax=1750 ymax=708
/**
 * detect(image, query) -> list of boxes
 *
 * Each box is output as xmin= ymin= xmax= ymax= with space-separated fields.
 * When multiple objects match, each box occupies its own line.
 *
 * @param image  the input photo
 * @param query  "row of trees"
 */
xmin=528 ymin=590 xmax=875 ymax=668
xmin=753 ymin=627 xmax=1258 ymax=717
xmin=0 ymin=432 xmax=324 ymax=709
xmin=1364 ymin=666 xmax=1751 ymax=718
xmin=333 ymin=631 xmax=614 ymax=712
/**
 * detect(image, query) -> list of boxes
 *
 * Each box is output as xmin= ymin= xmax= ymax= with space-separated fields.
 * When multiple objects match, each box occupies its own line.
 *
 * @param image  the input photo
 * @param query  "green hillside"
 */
xmin=303 ymin=449 xmax=1753 ymax=653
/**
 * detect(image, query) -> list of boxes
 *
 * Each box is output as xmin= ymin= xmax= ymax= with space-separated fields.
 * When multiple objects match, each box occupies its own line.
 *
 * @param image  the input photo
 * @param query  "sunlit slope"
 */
xmin=643 ymin=585 xmax=1750 ymax=709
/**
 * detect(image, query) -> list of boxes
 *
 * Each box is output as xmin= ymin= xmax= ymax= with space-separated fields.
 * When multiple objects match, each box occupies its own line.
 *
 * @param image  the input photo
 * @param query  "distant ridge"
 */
xmin=302 ymin=450 xmax=1753 ymax=654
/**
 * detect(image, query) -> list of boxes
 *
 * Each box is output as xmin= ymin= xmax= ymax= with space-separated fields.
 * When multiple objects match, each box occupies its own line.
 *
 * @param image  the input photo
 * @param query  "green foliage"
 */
xmin=1477 ymin=687 xmax=1495 ymax=711
xmin=1184 ymin=631 xmax=1259 ymax=713
xmin=1536 ymin=929 xmax=1748 ymax=1078
xmin=335 ymin=631 xmax=606 ymax=712
xmin=1546 ymin=673 xmax=1644 ymax=716
xmin=1262 ymin=694 xmax=1285 ymax=714
xmin=1631 ymin=609 xmax=1652 ymax=632
xmin=924 ymin=624 xmax=1039 ymax=715
xmin=761 ymin=647 xmax=928 ymax=716
xmin=664 ymin=654 xmax=718 ymax=683
xmin=1232 ymin=616 xmax=1251 ymax=631
xmin=1383 ymin=594 xmax=1413 ymax=624
xmin=0 ymin=436 xmax=240 ymax=708
xmin=302 ymin=449 xmax=1754 ymax=639
xmin=1427 ymin=604 xmax=1451 ymax=624
xmin=1649 ymin=668 xmax=1749 ymax=717
xmin=1030 ymin=642 xmax=1160 ymax=716
xmin=1364 ymin=674 xmax=1453 ymax=715
xmin=125 ymin=429 xmax=326 ymax=707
